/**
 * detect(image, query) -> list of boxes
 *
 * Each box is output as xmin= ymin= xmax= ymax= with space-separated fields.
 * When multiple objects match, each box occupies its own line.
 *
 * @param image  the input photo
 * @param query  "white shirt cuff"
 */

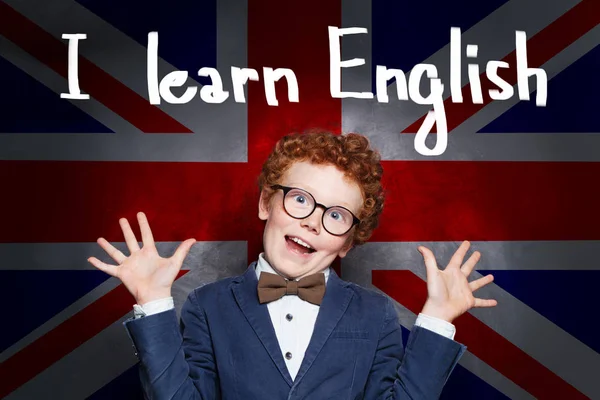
xmin=414 ymin=313 xmax=456 ymax=340
xmin=133 ymin=297 xmax=174 ymax=319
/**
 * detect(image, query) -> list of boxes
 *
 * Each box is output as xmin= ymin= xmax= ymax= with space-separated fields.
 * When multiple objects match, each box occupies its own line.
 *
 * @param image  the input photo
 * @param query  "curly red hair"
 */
xmin=258 ymin=130 xmax=385 ymax=246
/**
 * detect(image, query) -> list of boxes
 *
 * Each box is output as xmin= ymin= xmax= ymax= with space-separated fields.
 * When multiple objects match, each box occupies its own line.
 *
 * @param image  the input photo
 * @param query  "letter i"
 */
xmin=61 ymin=34 xmax=89 ymax=100
xmin=466 ymin=44 xmax=483 ymax=104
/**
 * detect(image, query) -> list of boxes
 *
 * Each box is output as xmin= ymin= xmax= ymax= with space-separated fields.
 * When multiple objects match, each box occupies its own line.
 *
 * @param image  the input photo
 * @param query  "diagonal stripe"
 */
xmin=0 ymin=270 xmax=188 ymax=398
xmin=0 ymin=2 xmax=191 ymax=134
xmin=373 ymin=270 xmax=587 ymax=399
xmin=403 ymin=0 xmax=600 ymax=133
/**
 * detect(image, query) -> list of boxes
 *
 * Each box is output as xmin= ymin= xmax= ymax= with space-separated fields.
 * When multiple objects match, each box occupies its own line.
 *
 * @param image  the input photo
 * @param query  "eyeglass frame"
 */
xmin=270 ymin=184 xmax=361 ymax=236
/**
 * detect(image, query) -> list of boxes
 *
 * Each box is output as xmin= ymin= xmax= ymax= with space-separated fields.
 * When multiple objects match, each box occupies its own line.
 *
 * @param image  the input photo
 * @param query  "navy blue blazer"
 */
xmin=124 ymin=262 xmax=466 ymax=399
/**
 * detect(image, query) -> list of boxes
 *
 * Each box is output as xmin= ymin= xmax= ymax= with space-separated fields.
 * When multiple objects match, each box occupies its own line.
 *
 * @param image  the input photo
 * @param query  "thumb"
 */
xmin=171 ymin=238 xmax=197 ymax=267
xmin=418 ymin=246 xmax=439 ymax=281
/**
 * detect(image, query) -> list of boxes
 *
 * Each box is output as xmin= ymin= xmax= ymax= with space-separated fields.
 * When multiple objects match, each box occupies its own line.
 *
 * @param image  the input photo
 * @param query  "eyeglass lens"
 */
xmin=282 ymin=188 xmax=354 ymax=235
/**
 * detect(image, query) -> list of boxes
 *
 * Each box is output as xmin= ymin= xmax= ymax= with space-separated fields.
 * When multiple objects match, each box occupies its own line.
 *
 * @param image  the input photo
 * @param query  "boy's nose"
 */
xmin=300 ymin=210 xmax=322 ymax=234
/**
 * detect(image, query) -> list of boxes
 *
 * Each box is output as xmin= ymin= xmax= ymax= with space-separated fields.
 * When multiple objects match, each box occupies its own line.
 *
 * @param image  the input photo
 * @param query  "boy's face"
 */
xmin=258 ymin=161 xmax=363 ymax=280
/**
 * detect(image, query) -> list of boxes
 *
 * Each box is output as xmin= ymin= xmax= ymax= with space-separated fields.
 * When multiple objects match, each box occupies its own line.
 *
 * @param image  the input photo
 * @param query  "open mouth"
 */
xmin=285 ymin=235 xmax=316 ymax=255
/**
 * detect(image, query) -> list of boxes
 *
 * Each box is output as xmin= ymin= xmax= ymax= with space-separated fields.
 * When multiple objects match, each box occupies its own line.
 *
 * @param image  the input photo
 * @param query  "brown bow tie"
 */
xmin=257 ymin=272 xmax=326 ymax=306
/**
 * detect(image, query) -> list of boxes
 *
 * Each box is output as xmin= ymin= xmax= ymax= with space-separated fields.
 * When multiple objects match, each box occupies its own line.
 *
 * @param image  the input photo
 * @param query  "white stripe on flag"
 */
xmin=0 ymin=241 xmax=248 ymax=270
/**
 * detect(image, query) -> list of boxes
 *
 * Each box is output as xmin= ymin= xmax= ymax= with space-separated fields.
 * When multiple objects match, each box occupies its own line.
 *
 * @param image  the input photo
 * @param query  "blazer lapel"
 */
xmin=291 ymin=268 xmax=354 ymax=388
xmin=231 ymin=262 xmax=294 ymax=387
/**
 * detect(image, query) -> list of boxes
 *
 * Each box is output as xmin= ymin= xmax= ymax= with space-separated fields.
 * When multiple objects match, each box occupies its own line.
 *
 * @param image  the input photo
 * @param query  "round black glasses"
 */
xmin=271 ymin=184 xmax=360 ymax=236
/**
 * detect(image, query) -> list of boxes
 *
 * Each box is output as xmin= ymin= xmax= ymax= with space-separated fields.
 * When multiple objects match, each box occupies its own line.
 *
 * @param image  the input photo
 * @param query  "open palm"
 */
xmin=87 ymin=212 xmax=196 ymax=304
xmin=419 ymin=240 xmax=497 ymax=323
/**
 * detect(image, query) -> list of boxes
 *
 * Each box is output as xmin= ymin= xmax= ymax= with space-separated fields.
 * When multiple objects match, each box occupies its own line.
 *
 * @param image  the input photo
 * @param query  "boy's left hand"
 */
xmin=419 ymin=240 xmax=497 ymax=323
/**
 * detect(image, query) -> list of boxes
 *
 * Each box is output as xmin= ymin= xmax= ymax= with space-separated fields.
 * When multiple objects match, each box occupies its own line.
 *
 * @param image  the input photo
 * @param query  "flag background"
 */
xmin=0 ymin=0 xmax=598 ymax=398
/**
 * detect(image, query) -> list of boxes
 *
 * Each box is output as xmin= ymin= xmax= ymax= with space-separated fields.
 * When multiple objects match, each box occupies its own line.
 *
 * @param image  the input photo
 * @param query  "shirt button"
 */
xmin=285 ymin=352 xmax=293 ymax=360
xmin=286 ymin=313 xmax=293 ymax=321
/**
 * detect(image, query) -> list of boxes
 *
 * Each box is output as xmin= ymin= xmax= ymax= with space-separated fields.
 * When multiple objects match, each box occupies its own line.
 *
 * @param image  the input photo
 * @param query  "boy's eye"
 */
xmin=326 ymin=209 xmax=348 ymax=223
xmin=284 ymin=189 xmax=314 ymax=211
xmin=293 ymin=195 xmax=306 ymax=204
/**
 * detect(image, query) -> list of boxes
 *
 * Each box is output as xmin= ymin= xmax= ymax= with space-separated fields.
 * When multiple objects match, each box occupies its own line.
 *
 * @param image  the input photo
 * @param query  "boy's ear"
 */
xmin=337 ymin=238 xmax=354 ymax=258
xmin=258 ymin=189 xmax=271 ymax=221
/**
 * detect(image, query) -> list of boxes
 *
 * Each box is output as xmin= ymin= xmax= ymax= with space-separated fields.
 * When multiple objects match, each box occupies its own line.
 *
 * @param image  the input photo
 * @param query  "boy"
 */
xmin=88 ymin=131 xmax=496 ymax=399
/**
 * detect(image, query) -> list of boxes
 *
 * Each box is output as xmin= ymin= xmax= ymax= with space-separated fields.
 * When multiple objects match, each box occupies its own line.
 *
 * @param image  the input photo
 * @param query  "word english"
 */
xmin=328 ymin=27 xmax=548 ymax=155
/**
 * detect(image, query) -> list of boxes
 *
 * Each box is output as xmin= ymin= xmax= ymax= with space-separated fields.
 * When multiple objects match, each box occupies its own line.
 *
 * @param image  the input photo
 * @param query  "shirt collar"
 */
xmin=256 ymin=252 xmax=330 ymax=283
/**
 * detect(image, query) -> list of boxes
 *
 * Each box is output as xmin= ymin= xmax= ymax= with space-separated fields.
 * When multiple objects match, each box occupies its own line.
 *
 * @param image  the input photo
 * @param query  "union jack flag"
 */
xmin=0 ymin=0 xmax=598 ymax=398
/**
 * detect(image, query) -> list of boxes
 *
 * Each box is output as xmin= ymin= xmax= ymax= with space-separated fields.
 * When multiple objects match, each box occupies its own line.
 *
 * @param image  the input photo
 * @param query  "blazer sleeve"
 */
xmin=362 ymin=297 xmax=467 ymax=400
xmin=123 ymin=290 xmax=219 ymax=400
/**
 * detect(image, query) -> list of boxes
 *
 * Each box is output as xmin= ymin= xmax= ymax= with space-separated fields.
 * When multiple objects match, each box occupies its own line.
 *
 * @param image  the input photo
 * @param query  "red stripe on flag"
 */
xmin=0 ymin=270 xmax=189 ymax=398
xmin=242 ymin=0 xmax=343 ymax=260
xmin=3 ymin=159 xmax=599 ymax=244
xmin=373 ymin=270 xmax=587 ymax=399
xmin=0 ymin=2 xmax=192 ymax=134
xmin=372 ymin=160 xmax=600 ymax=242
xmin=247 ymin=0 xmax=342 ymax=164
xmin=403 ymin=0 xmax=600 ymax=133
xmin=0 ymin=161 xmax=257 ymax=243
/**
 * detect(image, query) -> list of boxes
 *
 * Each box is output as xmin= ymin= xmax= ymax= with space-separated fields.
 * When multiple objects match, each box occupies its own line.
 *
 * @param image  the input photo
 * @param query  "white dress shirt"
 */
xmin=133 ymin=253 xmax=457 ymax=380
xmin=254 ymin=254 xmax=326 ymax=379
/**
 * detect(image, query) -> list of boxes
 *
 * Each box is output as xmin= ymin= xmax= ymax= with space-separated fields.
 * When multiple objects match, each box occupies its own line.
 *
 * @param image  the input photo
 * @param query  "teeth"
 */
xmin=290 ymin=236 xmax=313 ymax=250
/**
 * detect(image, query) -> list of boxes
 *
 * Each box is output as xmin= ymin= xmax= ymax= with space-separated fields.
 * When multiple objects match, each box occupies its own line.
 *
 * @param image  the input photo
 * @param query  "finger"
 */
xmin=119 ymin=218 xmax=141 ymax=253
xmin=171 ymin=238 xmax=197 ymax=267
xmin=448 ymin=240 xmax=471 ymax=269
xmin=461 ymin=250 xmax=481 ymax=276
xmin=87 ymin=256 xmax=118 ymax=277
xmin=137 ymin=212 xmax=156 ymax=248
xmin=417 ymin=245 xmax=439 ymax=281
xmin=469 ymin=274 xmax=494 ymax=292
xmin=96 ymin=237 xmax=127 ymax=264
xmin=473 ymin=298 xmax=498 ymax=308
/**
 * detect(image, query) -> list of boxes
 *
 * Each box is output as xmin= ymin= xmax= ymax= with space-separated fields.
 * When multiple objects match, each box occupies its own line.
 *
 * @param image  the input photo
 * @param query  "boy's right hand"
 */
xmin=87 ymin=211 xmax=196 ymax=305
